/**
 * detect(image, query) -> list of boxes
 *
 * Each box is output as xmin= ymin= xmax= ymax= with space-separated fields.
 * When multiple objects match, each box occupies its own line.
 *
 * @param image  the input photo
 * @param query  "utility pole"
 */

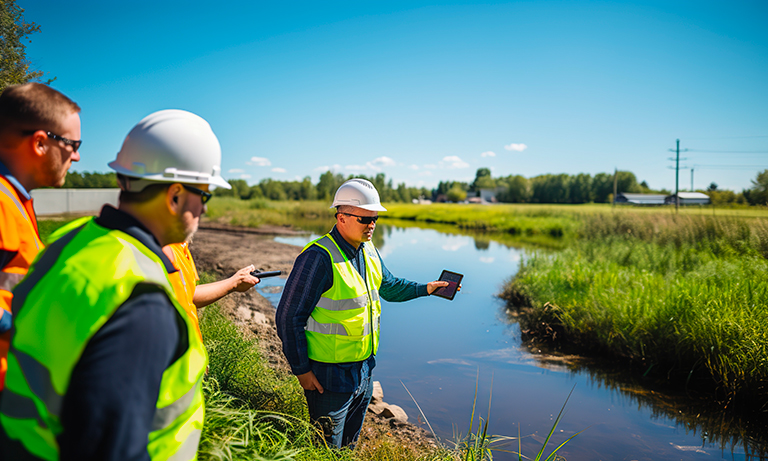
xmin=668 ymin=139 xmax=688 ymax=213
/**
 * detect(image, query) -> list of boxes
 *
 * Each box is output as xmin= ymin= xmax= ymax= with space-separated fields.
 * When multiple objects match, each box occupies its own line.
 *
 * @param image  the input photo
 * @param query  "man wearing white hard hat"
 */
xmin=0 ymin=110 xmax=227 ymax=460
xmin=276 ymin=178 xmax=449 ymax=448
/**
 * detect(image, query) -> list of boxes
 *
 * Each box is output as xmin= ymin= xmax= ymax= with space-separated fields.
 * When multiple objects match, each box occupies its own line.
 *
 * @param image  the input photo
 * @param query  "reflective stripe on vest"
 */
xmin=0 ymin=219 xmax=206 ymax=461
xmin=0 ymin=272 xmax=24 ymax=293
xmin=305 ymin=317 xmax=372 ymax=336
xmin=0 ymin=181 xmax=40 ymax=252
xmin=302 ymin=233 xmax=383 ymax=363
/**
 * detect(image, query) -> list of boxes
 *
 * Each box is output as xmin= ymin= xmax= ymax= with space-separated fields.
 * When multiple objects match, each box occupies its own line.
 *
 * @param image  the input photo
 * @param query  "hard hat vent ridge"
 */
xmin=350 ymin=179 xmax=375 ymax=190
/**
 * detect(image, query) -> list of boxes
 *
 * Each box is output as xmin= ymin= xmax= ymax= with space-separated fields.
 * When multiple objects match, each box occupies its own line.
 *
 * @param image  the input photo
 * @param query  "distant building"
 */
xmin=665 ymin=192 xmax=711 ymax=206
xmin=614 ymin=192 xmax=667 ymax=206
xmin=478 ymin=187 xmax=500 ymax=203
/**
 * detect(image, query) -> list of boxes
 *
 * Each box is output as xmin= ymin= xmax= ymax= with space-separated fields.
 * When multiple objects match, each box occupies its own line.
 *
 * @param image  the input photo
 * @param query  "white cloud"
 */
xmin=314 ymin=164 xmax=342 ymax=173
xmin=239 ymin=173 xmax=251 ymax=179
xmin=371 ymin=156 xmax=397 ymax=167
xmin=409 ymin=164 xmax=419 ymax=170
xmin=504 ymin=143 xmax=528 ymax=152
xmin=479 ymin=257 xmax=495 ymax=263
xmin=345 ymin=164 xmax=368 ymax=171
xmin=249 ymin=156 xmax=272 ymax=166
xmin=481 ymin=151 xmax=496 ymax=157
xmin=423 ymin=164 xmax=438 ymax=170
xmin=418 ymin=171 xmax=433 ymax=177
xmin=442 ymin=240 xmax=468 ymax=251
xmin=228 ymin=168 xmax=245 ymax=173
xmin=442 ymin=155 xmax=470 ymax=169
xmin=272 ymin=167 xmax=286 ymax=173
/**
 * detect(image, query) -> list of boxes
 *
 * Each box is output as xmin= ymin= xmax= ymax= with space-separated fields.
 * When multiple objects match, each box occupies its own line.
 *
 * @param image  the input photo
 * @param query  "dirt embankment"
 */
xmin=189 ymin=223 xmax=436 ymax=450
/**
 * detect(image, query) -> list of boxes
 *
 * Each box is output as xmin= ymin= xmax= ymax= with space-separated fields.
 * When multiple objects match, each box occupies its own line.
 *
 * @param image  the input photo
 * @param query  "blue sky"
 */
xmin=19 ymin=0 xmax=768 ymax=192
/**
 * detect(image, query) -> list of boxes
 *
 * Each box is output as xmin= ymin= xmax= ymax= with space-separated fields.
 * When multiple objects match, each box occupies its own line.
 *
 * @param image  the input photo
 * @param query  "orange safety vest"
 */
xmin=0 ymin=174 xmax=43 ymax=390
xmin=165 ymin=242 xmax=202 ymax=339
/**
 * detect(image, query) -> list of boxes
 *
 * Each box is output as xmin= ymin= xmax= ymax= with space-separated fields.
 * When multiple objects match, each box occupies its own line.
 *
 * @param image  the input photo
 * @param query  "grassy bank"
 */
xmin=502 ymin=213 xmax=768 ymax=406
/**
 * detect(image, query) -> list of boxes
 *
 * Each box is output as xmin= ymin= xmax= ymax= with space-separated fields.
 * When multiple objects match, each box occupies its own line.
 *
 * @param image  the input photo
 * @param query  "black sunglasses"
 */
xmin=23 ymin=130 xmax=82 ymax=152
xmin=340 ymin=212 xmax=379 ymax=225
xmin=182 ymin=184 xmax=213 ymax=204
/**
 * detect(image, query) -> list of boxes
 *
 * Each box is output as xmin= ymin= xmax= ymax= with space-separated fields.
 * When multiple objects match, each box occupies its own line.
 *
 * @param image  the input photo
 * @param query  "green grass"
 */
xmin=502 ymin=213 xmax=768 ymax=406
xmin=205 ymin=198 xmax=334 ymax=232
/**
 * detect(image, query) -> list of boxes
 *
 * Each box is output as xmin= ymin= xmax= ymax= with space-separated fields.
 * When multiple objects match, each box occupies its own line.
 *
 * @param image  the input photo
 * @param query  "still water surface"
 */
xmin=260 ymin=223 xmax=762 ymax=460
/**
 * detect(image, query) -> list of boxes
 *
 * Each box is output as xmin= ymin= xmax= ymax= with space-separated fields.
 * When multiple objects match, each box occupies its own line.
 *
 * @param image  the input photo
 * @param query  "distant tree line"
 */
xmin=213 ymin=171 xmax=432 ymax=203
xmin=61 ymin=168 xmax=768 ymax=206
xmin=63 ymin=171 xmax=118 ymax=188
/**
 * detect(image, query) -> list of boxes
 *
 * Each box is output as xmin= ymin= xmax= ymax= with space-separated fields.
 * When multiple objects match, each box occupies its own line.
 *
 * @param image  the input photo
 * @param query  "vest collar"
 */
xmin=0 ymin=159 xmax=31 ymax=200
xmin=95 ymin=205 xmax=178 ymax=274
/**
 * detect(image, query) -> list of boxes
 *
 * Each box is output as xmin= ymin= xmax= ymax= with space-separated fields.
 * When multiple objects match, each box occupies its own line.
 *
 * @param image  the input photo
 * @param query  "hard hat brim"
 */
xmin=330 ymin=203 xmax=387 ymax=212
xmin=109 ymin=161 xmax=232 ymax=189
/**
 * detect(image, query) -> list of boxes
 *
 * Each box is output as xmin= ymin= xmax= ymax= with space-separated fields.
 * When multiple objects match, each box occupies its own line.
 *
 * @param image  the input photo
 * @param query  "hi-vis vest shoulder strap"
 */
xmin=0 ymin=175 xmax=43 ymax=390
xmin=302 ymin=233 xmax=383 ymax=363
xmin=0 ymin=218 xmax=207 ymax=461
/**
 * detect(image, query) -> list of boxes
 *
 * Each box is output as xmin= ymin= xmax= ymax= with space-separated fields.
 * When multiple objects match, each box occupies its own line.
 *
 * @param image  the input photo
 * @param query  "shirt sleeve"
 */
xmin=58 ymin=290 xmax=182 ymax=461
xmin=275 ymin=247 xmax=332 ymax=376
xmin=377 ymin=249 xmax=429 ymax=302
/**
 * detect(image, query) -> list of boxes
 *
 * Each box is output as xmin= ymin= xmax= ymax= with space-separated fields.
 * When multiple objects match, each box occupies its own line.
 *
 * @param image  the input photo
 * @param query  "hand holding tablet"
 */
xmin=431 ymin=270 xmax=463 ymax=300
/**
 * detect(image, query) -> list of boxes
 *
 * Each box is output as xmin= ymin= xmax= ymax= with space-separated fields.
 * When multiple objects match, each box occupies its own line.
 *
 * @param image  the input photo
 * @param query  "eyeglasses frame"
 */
xmin=338 ymin=212 xmax=379 ymax=225
xmin=182 ymin=184 xmax=213 ymax=204
xmin=22 ymin=130 xmax=82 ymax=152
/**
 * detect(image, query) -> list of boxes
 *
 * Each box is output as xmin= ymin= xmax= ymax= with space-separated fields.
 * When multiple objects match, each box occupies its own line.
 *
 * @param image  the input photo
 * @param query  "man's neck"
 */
xmin=0 ymin=153 xmax=36 ymax=192
xmin=336 ymin=228 xmax=363 ymax=250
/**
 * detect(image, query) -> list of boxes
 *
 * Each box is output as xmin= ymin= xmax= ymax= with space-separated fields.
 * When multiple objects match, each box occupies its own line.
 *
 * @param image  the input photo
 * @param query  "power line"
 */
xmin=692 ymin=164 xmax=768 ymax=170
xmin=687 ymin=149 xmax=768 ymax=154
xmin=684 ymin=135 xmax=768 ymax=140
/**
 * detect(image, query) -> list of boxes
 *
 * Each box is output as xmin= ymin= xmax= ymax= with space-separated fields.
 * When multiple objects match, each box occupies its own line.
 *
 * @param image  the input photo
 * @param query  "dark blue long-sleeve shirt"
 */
xmin=276 ymin=226 xmax=429 ymax=393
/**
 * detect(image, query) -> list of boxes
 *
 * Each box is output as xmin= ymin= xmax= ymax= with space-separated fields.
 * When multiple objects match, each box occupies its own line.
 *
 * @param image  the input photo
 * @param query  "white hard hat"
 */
xmin=108 ymin=109 xmax=231 ymax=191
xmin=331 ymin=178 xmax=387 ymax=211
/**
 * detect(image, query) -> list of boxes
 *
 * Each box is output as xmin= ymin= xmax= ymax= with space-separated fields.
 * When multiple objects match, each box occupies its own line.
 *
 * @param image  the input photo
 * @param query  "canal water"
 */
xmin=260 ymin=222 xmax=764 ymax=460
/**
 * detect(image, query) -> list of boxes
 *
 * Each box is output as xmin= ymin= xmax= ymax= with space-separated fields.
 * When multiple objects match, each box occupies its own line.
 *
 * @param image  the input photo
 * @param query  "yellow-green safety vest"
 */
xmin=303 ymin=233 xmax=383 ymax=363
xmin=0 ymin=217 xmax=206 ymax=461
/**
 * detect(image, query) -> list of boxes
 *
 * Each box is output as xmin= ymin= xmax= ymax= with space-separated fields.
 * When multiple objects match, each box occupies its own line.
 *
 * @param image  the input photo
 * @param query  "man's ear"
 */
xmin=166 ymin=183 xmax=184 ymax=216
xmin=29 ymin=130 xmax=49 ymax=159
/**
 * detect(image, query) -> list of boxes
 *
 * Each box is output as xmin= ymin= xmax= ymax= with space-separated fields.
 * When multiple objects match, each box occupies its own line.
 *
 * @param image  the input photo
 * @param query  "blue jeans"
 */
xmin=304 ymin=372 xmax=373 ymax=448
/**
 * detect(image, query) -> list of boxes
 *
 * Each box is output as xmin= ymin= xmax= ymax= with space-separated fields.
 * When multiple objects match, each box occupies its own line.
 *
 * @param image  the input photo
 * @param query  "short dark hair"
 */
xmin=117 ymin=175 xmax=171 ymax=204
xmin=0 ymin=83 xmax=80 ymax=137
xmin=336 ymin=205 xmax=354 ymax=215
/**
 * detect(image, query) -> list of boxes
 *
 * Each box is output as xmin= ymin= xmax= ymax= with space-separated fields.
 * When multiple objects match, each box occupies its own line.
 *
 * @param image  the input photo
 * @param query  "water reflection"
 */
xmin=273 ymin=221 xmax=766 ymax=460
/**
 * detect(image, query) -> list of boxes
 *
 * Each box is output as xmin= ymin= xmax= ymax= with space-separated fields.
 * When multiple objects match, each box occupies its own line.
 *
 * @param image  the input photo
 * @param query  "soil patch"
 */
xmin=189 ymin=222 xmax=436 ymax=451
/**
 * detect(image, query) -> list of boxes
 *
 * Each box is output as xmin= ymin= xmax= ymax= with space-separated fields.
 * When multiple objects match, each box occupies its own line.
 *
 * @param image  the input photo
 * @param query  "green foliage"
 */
xmin=62 ymin=171 xmax=118 ymax=188
xmin=199 ymin=306 xmax=306 ymax=415
xmin=745 ymin=169 xmax=768 ymax=206
xmin=446 ymin=185 xmax=468 ymax=202
xmin=0 ymin=0 xmax=52 ymax=91
xmin=503 ymin=213 xmax=768 ymax=405
xmin=471 ymin=168 xmax=495 ymax=192
xmin=36 ymin=217 xmax=81 ymax=241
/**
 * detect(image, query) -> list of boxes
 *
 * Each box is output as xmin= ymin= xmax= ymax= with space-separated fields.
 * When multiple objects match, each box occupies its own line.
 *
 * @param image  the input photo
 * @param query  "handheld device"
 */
xmin=432 ymin=270 xmax=463 ymax=301
xmin=250 ymin=270 xmax=282 ymax=278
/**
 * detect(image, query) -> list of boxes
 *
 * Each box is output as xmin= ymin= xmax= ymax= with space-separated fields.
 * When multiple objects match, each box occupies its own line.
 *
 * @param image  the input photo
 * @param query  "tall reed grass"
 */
xmin=503 ymin=213 xmax=768 ymax=406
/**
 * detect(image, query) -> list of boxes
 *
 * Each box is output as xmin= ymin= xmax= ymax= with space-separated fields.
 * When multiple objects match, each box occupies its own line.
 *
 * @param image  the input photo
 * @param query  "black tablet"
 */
xmin=250 ymin=270 xmax=282 ymax=278
xmin=432 ymin=270 xmax=463 ymax=300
